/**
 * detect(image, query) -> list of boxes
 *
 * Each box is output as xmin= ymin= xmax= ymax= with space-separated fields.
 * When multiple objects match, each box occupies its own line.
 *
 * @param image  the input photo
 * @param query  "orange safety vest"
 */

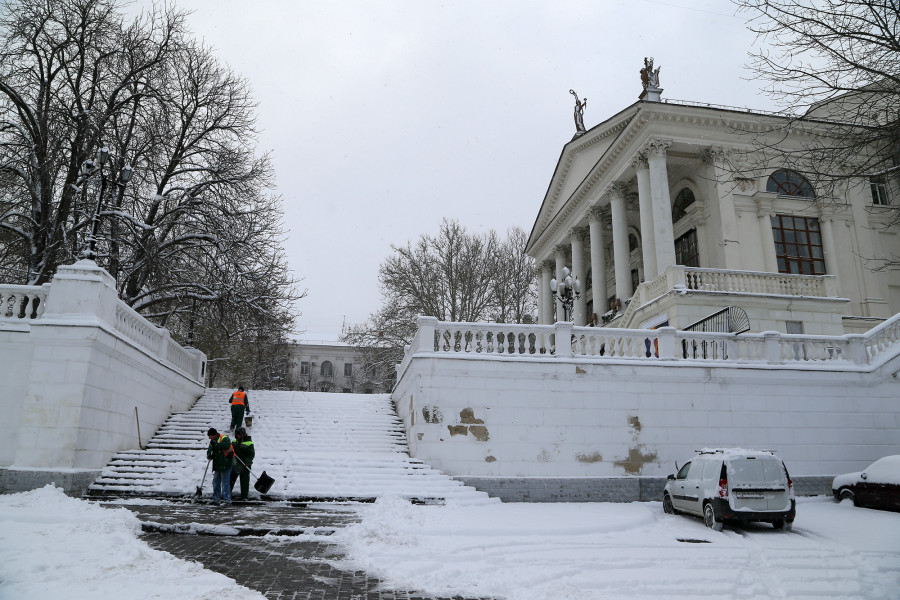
xmin=230 ymin=390 xmax=246 ymax=406
xmin=218 ymin=434 xmax=235 ymax=457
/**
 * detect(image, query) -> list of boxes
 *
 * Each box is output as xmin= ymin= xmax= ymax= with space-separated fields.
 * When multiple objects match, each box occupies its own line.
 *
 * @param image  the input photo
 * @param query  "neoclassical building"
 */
xmin=286 ymin=340 xmax=394 ymax=394
xmin=527 ymin=68 xmax=899 ymax=336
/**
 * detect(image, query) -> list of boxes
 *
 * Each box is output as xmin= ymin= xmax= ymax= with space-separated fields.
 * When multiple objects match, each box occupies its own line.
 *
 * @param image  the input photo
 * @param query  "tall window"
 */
xmin=344 ymin=363 xmax=353 ymax=377
xmin=675 ymin=229 xmax=699 ymax=267
xmin=631 ymin=268 xmax=640 ymax=292
xmin=672 ymin=188 xmax=696 ymax=223
xmin=628 ymin=233 xmax=639 ymax=252
xmin=771 ymin=215 xmax=825 ymax=275
xmin=320 ymin=360 xmax=334 ymax=378
xmin=299 ymin=361 xmax=310 ymax=376
xmin=870 ymin=176 xmax=890 ymax=206
xmin=766 ymin=169 xmax=815 ymax=197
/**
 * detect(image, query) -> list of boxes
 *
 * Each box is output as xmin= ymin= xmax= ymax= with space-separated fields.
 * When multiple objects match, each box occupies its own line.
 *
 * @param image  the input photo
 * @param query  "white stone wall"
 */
xmin=1 ymin=261 xmax=206 ymax=486
xmin=394 ymin=344 xmax=900 ymax=481
xmin=0 ymin=328 xmax=35 ymax=466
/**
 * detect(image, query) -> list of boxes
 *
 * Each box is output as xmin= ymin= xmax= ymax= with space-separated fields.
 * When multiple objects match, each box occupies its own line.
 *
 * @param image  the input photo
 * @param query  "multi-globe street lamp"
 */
xmin=550 ymin=266 xmax=581 ymax=322
xmin=79 ymin=146 xmax=133 ymax=261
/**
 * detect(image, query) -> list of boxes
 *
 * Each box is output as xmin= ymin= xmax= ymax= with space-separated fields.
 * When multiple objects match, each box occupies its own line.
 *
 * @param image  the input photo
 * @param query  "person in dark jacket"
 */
xmin=206 ymin=427 xmax=235 ymax=504
xmin=229 ymin=427 xmax=256 ymax=501
xmin=229 ymin=386 xmax=250 ymax=431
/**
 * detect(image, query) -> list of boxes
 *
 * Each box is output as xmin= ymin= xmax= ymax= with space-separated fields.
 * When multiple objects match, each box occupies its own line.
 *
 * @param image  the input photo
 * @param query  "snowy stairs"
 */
xmin=86 ymin=388 xmax=496 ymax=505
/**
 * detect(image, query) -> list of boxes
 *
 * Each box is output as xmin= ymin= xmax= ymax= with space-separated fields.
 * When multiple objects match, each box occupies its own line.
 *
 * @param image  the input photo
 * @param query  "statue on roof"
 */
xmin=570 ymin=89 xmax=587 ymax=136
xmin=641 ymin=57 xmax=661 ymax=90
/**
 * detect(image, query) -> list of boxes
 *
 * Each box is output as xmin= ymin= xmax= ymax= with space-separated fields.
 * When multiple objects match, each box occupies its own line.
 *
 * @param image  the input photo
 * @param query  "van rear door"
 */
xmin=727 ymin=456 xmax=789 ymax=511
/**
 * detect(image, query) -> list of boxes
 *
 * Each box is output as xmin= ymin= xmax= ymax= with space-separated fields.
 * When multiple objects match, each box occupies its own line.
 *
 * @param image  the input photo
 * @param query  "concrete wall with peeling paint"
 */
xmin=393 ymin=352 xmax=900 ymax=481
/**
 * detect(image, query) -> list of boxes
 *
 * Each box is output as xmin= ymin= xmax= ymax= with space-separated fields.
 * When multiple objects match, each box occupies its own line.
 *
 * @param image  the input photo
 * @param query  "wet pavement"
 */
xmin=105 ymin=500 xmax=492 ymax=600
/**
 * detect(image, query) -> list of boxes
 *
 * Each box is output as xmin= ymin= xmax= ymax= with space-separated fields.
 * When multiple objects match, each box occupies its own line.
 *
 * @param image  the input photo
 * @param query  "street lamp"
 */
xmin=79 ymin=146 xmax=134 ymax=261
xmin=550 ymin=266 xmax=581 ymax=322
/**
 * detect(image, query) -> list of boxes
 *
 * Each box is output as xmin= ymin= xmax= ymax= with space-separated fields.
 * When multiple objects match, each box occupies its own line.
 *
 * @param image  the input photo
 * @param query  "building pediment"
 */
xmin=526 ymin=104 xmax=639 ymax=254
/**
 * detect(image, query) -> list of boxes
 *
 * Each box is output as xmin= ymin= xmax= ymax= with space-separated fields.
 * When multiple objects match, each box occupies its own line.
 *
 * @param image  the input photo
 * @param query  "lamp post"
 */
xmin=550 ymin=266 xmax=581 ymax=322
xmin=79 ymin=146 xmax=134 ymax=261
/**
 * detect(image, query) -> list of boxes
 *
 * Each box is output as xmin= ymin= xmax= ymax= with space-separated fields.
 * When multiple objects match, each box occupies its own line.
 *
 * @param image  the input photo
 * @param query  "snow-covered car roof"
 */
xmin=694 ymin=448 xmax=781 ymax=459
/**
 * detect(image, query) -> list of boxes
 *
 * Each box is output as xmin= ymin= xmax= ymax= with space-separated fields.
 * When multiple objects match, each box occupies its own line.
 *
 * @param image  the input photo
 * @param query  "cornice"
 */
xmin=528 ymin=101 xmax=859 ymax=261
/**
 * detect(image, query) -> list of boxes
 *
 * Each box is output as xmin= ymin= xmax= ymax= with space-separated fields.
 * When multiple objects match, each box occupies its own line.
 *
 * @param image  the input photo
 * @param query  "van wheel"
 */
xmin=773 ymin=520 xmax=784 ymax=530
xmin=839 ymin=488 xmax=855 ymax=505
xmin=663 ymin=494 xmax=675 ymax=514
xmin=704 ymin=503 xmax=724 ymax=531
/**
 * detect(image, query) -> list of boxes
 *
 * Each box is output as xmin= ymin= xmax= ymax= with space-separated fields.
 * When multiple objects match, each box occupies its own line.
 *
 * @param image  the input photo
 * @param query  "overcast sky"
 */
xmin=167 ymin=0 xmax=776 ymax=341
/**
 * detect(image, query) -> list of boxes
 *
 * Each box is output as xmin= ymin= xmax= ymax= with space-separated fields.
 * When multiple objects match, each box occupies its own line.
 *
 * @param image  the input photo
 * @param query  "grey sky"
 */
xmin=169 ymin=0 xmax=773 ymax=341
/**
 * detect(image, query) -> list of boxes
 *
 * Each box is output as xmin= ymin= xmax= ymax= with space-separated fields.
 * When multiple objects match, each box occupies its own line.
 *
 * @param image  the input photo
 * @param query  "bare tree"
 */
xmin=0 ymin=0 xmax=303 ymax=383
xmin=343 ymin=219 xmax=537 ymax=361
xmin=733 ymin=0 xmax=900 ymax=229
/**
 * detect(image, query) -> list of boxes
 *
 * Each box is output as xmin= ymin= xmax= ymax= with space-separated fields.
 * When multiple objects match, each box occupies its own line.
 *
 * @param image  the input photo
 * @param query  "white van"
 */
xmin=663 ymin=448 xmax=796 ymax=531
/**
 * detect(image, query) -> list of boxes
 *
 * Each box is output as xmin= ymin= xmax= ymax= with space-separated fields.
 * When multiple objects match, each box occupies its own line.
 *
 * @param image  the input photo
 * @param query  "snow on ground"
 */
xmin=333 ymin=496 xmax=900 ymax=600
xmin=0 ymin=485 xmax=265 ymax=600
xmin=2 ymin=486 xmax=899 ymax=599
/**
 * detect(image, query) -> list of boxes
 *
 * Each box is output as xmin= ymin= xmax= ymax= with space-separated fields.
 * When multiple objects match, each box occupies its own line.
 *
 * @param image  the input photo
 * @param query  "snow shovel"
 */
xmin=235 ymin=455 xmax=275 ymax=495
xmin=194 ymin=459 xmax=211 ymax=498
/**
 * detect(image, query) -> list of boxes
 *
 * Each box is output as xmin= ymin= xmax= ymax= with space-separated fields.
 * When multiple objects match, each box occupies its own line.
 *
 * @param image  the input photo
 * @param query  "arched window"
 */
xmin=672 ymin=188 xmax=696 ymax=223
xmin=628 ymin=233 xmax=639 ymax=252
xmin=320 ymin=360 xmax=334 ymax=378
xmin=766 ymin=169 xmax=815 ymax=197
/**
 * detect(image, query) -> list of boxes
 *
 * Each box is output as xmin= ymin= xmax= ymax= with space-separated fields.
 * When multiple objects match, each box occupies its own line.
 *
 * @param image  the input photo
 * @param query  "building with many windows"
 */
xmin=527 ymin=78 xmax=899 ymax=336
xmin=286 ymin=341 xmax=394 ymax=394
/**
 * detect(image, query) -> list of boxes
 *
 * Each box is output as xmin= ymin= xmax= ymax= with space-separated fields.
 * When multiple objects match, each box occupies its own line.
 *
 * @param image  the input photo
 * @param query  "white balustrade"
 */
xmin=398 ymin=311 xmax=900 ymax=375
xmin=0 ymin=284 xmax=49 ymax=322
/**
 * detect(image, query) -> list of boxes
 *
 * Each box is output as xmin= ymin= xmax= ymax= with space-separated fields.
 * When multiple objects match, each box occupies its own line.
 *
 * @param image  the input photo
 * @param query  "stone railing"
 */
xmin=0 ymin=284 xmax=50 ymax=323
xmin=615 ymin=265 xmax=840 ymax=328
xmin=1 ymin=263 xmax=204 ymax=382
xmin=398 ymin=312 xmax=900 ymax=378
xmin=113 ymin=301 xmax=203 ymax=380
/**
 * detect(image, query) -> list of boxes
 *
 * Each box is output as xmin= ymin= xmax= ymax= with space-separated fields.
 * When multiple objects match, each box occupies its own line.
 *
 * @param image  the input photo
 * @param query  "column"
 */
xmin=609 ymin=184 xmax=632 ymax=302
xmin=756 ymin=199 xmax=778 ymax=273
xmin=539 ymin=261 xmax=553 ymax=325
xmin=554 ymin=246 xmax=567 ymax=322
xmin=588 ymin=207 xmax=608 ymax=317
xmin=819 ymin=216 xmax=838 ymax=277
xmin=570 ymin=228 xmax=587 ymax=326
xmin=632 ymin=152 xmax=657 ymax=279
xmin=646 ymin=138 xmax=677 ymax=271
xmin=704 ymin=146 xmax=743 ymax=269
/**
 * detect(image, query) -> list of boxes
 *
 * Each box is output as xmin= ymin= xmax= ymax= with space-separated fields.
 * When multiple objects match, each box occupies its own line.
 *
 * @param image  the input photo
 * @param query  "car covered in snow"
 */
xmin=832 ymin=455 xmax=900 ymax=511
xmin=663 ymin=448 xmax=796 ymax=531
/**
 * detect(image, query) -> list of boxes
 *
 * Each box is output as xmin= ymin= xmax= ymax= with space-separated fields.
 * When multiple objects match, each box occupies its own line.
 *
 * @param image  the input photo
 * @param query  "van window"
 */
xmin=728 ymin=457 xmax=786 ymax=484
xmin=676 ymin=462 xmax=692 ymax=480
xmin=703 ymin=459 xmax=722 ymax=480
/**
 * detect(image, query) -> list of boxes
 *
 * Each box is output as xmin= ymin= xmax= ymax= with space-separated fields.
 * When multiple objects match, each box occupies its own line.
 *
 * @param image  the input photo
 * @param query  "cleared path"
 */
xmin=88 ymin=389 xmax=495 ymax=505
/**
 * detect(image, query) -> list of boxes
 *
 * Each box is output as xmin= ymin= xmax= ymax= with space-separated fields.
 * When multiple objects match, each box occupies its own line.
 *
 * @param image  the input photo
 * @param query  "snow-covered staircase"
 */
xmin=86 ymin=389 xmax=496 ymax=505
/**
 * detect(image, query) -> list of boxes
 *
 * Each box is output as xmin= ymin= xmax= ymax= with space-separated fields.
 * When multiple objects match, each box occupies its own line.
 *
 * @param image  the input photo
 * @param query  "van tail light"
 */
xmin=718 ymin=478 xmax=729 ymax=499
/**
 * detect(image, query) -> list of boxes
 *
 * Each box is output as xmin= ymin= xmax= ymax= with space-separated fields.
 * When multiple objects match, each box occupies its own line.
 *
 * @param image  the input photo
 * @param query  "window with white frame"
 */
xmin=870 ymin=175 xmax=890 ymax=206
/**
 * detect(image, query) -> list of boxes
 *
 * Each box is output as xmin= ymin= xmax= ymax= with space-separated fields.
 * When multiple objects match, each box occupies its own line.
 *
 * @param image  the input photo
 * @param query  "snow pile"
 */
xmin=0 ymin=485 xmax=265 ymax=600
xmin=334 ymin=497 xmax=900 ymax=600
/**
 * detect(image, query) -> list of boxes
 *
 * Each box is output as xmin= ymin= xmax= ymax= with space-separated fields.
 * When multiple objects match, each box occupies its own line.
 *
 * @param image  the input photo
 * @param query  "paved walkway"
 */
xmin=113 ymin=500 xmax=492 ymax=600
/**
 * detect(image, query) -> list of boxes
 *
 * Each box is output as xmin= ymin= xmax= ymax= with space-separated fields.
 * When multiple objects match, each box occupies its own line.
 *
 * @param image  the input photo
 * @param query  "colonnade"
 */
xmin=538 ymin=138 xmax=678 ymax=326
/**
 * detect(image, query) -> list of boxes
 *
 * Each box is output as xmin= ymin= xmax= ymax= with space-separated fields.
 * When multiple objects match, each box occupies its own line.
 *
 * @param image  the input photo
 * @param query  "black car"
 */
xmin=832 ymin=455 xmax=900 ymax=511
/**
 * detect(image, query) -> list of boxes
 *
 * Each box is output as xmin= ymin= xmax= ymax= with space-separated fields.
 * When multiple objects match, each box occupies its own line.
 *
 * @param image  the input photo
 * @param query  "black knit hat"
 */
xmin=207 ymin=427 xmax=218 ymax=436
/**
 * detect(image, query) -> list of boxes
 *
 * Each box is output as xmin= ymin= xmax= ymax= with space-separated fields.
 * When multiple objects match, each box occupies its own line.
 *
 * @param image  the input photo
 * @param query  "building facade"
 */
xmin=527 ymin=77 xmax=900 ymax=337
xmin=286 ymin=341 xmax=394 ymax=394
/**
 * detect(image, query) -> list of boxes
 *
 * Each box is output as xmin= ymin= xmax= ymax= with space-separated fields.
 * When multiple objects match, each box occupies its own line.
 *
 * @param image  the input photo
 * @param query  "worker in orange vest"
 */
xmin=229 ymin=386 xmax=250 ymax=431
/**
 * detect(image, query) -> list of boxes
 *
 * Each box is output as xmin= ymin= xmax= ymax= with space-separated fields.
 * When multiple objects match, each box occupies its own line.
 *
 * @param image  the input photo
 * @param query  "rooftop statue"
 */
xmin=570 ymin=89 xmax=587 ymax=136
xmin=640 ymin=57 xmax=661 ymax=89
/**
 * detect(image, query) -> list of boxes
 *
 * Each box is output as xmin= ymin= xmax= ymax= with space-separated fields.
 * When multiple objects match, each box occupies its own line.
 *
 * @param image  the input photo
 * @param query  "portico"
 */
xmin=529 ymin=64 xmax=900 ymax=334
